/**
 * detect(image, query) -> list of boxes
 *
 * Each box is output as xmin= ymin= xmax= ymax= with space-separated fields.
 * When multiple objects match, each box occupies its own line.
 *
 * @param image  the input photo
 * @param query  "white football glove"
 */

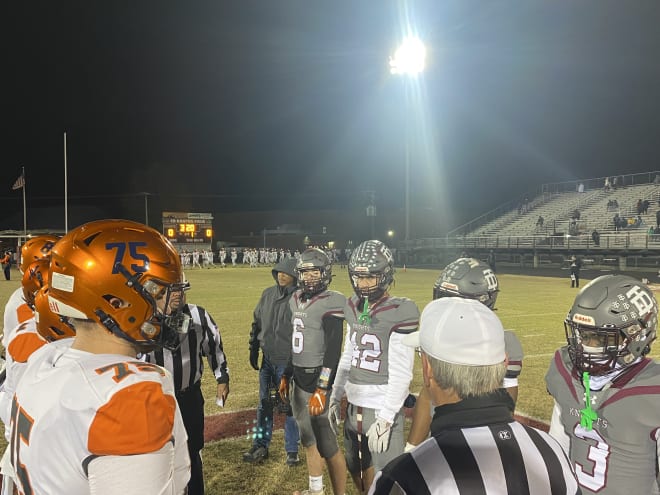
xmin=367 ymin=418 xmax=392 ymax=453
xmin=328 ymin=400 xmax=341 ymax=435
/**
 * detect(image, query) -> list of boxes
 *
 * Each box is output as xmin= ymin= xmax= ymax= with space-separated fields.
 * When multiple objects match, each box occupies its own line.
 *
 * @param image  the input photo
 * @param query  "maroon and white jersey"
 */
xmin=332 ymin=295 xmax=418 ymax=424
xmin=289 ymin=289 xmax=345 ymax=368
xmin=546 ymin=347 xmax=660 ymax=494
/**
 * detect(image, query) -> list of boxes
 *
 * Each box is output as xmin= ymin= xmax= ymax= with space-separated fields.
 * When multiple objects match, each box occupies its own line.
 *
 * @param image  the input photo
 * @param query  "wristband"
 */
xmin=317 ymin=367 xmax=332 ymax=390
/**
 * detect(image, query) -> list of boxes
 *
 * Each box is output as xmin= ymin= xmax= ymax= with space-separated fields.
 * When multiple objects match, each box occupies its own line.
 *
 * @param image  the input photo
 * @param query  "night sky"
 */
xmin=3 ymin=1 xmax=660 ymax=234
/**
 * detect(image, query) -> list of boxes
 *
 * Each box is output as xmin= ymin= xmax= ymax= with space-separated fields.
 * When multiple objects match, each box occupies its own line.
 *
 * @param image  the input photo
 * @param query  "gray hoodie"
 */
xmin=250 ymin=257 xmax=299 ymax=365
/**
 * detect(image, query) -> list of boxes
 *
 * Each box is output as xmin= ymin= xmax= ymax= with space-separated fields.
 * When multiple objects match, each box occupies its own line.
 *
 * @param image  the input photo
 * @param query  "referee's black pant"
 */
xmin=176 ymin=381 xmax=205 ymax=495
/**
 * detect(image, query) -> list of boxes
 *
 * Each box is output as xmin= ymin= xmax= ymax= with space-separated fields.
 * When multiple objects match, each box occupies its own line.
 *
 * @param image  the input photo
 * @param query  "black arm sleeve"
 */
xmin=322 ymin=315 xmax=344 ymax=387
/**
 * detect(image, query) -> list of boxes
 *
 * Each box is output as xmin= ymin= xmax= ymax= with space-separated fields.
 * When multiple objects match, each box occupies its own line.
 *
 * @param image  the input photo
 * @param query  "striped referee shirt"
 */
xmin=145 ymin=304 xmax=229 ymax=391
xmin=370 ymin=390 xmax=580 ymax=495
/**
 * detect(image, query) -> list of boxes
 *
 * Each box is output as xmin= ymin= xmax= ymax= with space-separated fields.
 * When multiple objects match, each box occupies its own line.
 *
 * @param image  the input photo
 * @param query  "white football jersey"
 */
xmin=2 ymin=288 xmax=32 ymax=348
xmin=10 ymin=342 xmax=190 ymax=494
xmin=0 ymin=317 xmax=48 ymax=437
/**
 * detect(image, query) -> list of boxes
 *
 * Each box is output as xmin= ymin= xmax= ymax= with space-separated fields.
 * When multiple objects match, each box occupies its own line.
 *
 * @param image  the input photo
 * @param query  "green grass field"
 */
xmin=1 ymin=266 xmax=657 ymax=494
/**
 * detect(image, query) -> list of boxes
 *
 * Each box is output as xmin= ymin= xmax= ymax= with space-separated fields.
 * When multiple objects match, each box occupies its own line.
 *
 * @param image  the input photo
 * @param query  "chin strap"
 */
xmin=358 ymin=297 xmax=371 ymax=325
xmin=580 ymin=371 xmax=598 ymax=430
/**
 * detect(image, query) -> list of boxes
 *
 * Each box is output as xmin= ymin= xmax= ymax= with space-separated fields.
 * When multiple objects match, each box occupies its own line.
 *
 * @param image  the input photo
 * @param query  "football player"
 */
xmin=546 ymin=274 xmax=660 ymax=494
xmin=279 ymin=248 xmax=347 ymax=495
xmin=405 ymin=257 xmax=524 ymax=450
xmin=9 ymin=220 xmax=191 ymax=495
xmin=329 ymin=240 xmax=419 ymax=493
xmin=2 ymin=235 xmax=58 ymax=344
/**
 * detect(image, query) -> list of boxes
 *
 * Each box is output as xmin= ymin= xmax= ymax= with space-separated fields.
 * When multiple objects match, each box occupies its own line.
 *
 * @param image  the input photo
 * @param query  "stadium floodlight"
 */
xmin=390 ymin=36 xmax=426 ymax=242
xmin=389 ymin=37 xmax=426 ymax=76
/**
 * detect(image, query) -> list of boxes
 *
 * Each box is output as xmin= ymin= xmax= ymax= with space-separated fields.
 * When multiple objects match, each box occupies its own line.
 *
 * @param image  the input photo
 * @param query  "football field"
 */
xmin=1 ymin=266 xmax=657 ymax=494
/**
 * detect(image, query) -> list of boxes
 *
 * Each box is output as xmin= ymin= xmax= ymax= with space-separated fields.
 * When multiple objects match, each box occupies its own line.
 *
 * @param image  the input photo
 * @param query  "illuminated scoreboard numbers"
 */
xmin=162 ymin=212 xmax=213 ymax=245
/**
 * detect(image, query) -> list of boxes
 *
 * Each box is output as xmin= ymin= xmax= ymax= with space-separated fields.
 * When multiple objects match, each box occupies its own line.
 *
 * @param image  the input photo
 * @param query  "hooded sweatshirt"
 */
xmin=250 ymin=257 xmax=298 ymax=365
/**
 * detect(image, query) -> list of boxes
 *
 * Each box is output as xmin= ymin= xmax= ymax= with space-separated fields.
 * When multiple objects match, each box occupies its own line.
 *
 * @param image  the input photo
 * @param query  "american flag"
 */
xmin=11 ymin=173 xmax=25 ymax=190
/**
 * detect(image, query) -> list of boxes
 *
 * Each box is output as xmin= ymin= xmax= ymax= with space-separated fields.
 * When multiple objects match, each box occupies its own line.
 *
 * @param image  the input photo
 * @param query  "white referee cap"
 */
xmin=402 ymin=297 xmax=506 ymax=366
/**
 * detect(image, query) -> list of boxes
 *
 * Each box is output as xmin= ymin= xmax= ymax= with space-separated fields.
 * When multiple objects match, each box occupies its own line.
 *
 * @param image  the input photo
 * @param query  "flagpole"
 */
xmin=22 ymin=166 xmax=27 ymax=238
xmin=64 ymin=132 xmax=68 ymax=233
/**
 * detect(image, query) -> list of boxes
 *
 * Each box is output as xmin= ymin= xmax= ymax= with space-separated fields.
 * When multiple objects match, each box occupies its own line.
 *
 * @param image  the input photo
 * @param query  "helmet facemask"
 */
xmin=106 ymin=263 xmax=190 ymax=351
xmin=565 ymin=319 xmax=656 ymax=376
xmin=296 ymin=248 xmax=332 ymax=298
xmin=349 ymin=268 xmax=393 ymax=302
xmin=297 ymin=268 xmax=329 ymax=298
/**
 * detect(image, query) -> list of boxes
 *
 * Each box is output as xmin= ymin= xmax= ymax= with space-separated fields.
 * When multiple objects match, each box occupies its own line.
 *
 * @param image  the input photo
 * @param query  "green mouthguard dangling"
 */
xmin=580 ymin=371 xmax=598 ymax=431
xmin=358 ymin=297 xmax=371 ymax=325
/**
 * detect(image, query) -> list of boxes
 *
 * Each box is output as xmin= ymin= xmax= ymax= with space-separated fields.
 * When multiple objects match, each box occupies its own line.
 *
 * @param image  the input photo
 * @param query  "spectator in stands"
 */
xmin=636 ymin=199 xmax=643 ymax=215
xmin=656 ymin=209 xmax=660 ymax=229
xmin=604 ymin=177 xmax=611 ymax=192
xmin=577 ymin=182 xmax=584 ymax=193
xmin=643 ymin=199 xmax=651 ymax=214
xmin=654 ymin=174 xmax=660 ymax=185
xmin=571 ymin=209 xmax=581 ymax=221
xmin=612 ymin=176 xmax=618 ymax=190
xmin=591 ymin=229 xmax=600 ymax=246
xmin=536 ymin=215 xmax=544 ymax=229
xmin=634 ymin=215 xmax=643 ymax=228
xmin=614 ymin=213 xmax=622 ymax=232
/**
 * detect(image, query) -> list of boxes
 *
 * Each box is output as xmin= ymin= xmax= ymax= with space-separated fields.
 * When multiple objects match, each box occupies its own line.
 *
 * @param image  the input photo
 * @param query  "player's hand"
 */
xmin=249 ymin=342 xmax=260 ymax=371
xmin=278 ymin=376 xmax=289 ymax=403
xmin=308 ymin=388 xmax=327 ymax=416
xmin=328 ymin=400 xmax=341 ymax=435
xmin=367 ymin=418 xmax=392 ymax=453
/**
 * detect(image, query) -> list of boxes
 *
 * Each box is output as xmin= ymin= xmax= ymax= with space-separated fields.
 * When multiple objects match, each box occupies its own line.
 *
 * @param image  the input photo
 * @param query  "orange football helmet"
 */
xmin=34 ymin=286 xmax=75 ymax=341
xmin=48 ymin=219 xmax=188 ymax=349
xmin=19 ymin=235 xmax=59 ymax=274
xmin=21 ymin=259 xmax=49 ymax=309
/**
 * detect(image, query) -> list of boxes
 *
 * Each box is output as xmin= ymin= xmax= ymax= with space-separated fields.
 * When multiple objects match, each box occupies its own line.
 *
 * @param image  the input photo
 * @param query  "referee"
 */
xmin=369 ymin=298 xmax=580 ymax=495
xmin=145 ymin=290 xmax=230 ymax=495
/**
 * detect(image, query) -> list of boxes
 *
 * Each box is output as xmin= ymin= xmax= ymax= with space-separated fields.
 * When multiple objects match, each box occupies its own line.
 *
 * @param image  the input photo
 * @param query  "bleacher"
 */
xmin=405 ymin=171 xmax=660 ymax=255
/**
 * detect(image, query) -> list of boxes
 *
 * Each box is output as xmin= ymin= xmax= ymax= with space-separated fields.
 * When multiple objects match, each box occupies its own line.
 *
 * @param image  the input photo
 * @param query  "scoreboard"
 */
xmin=162 ymin=211 xmax=213 ymax=249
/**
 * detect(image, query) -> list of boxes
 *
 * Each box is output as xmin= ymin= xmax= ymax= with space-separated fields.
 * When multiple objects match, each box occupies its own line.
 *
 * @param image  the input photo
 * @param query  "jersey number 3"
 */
xmin=573 ymin=424 xmax=610 ymax=491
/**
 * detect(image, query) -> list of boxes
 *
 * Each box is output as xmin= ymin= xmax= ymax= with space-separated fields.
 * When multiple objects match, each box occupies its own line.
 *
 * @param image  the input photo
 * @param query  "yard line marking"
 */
xmin=524 ymin=353 xmax=556 ymax=359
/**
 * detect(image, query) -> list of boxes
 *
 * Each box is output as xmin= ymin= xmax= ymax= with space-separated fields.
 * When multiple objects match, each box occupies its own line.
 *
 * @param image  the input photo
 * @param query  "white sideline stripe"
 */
xmin=514 ymin=412 xmax=550 ymax=427
xmin=524 ymin=353 xmax=555 ymax=359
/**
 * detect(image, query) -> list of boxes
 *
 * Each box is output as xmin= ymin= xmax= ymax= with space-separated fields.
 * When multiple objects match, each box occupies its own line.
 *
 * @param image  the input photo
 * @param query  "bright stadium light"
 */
xmin=390 ymin=36 xmax=426 ymax=242
xmin=389 ymin=37 xmax=426 ymax=76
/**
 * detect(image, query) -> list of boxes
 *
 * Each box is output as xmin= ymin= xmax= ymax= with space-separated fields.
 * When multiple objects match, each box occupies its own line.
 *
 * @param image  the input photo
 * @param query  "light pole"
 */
xmin=390 ymin=37 xmax=426 ymax=242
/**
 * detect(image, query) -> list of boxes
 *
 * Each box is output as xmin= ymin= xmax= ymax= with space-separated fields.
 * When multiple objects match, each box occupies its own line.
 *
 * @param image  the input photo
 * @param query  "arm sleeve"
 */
xmin=250 ymin=296 xmax=264 ymax=344
xmin=378 ymin=331 xmax=415 ymax=424
xmin=200 ymin=309 xmax=229 ymax=385
xmin=330 ymin=323 xmax=353 ymax=402
xmin=549 ymin=400 xmax=571 ymax=454
xmin=321 ymin=315 xmax=344 ymax=386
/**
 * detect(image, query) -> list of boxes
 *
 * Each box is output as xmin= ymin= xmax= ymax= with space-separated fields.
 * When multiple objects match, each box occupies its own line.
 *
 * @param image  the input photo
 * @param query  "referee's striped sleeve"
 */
xmin=197 ymin=306 xmax=228 ymax=384
xmin=369 ymin=422 xmax=581 ymax=495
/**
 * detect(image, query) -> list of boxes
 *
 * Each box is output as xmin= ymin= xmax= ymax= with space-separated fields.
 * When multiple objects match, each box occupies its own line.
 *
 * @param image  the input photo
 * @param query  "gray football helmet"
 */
xmin=433 ymin=258 xmax=499 ymax=309
xmin=348 ymin=240 xmax=395 ymax=301
xmin=296 ymin=248 xmax=332 ymax=297
xmin=565 ymin=274 xmax=658 ymax=376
